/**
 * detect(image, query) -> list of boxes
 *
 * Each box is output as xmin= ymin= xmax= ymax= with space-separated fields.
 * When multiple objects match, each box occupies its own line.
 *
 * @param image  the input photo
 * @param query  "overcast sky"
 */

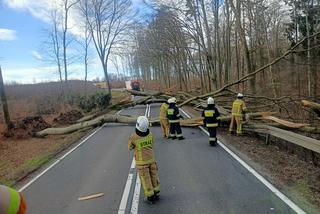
xmin=0 ymin=0 xmax=147 ymax=83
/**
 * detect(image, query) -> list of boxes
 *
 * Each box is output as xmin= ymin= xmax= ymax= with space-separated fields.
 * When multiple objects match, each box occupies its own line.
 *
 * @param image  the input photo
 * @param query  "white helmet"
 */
xmin=207 ymin=97 xmax=215 ymax=105
xmin=237 ymin=93 xmax=244 ymax=98
xmin=168 ymin=97 xmax=176 ymax=104
xmin=136 ymin=116 xmax=149 ymax=132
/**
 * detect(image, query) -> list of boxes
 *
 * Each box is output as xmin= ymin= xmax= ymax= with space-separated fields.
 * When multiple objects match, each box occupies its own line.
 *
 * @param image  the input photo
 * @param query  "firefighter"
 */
xmin=229 ymin=93 xmax=247 ymax=135
xmin=167 ymin=98 xmax=185 ymax=140
xmin=202 ymin=97 xmax=220 ymax=146
xmin=0 ymin=184 xmax=27 ymax=214
xmin=128 ymin=116 xmax=160 ymax=203
xmin=159 ymin=100 xmax=170 ymax=138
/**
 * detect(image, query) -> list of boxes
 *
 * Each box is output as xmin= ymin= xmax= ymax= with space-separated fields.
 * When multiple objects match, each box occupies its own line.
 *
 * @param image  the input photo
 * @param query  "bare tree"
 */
xmin=0 ymin=66 xmax=11 ymax=129
xmin=80 ymin=0 xmax=135 ymax=95
xmin=61 ymin=0 xmax=79 ymax=83
xmin=42 ymin=9 xmax=64 ymax=92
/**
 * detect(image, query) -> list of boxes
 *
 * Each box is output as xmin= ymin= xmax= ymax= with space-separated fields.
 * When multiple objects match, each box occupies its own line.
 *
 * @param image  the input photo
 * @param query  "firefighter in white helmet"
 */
xmin=167 ymin=98 xmax=185 ymax=140
xmin=229 ymin=93 xmax=247 ymax=135
xmin=202 ymin=97 xmax=220 ymax=146
xmin=128 ymin=116 xmax=160 ymax=203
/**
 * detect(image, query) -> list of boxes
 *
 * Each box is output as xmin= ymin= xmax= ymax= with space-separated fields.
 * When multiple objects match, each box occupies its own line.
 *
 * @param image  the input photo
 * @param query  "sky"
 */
xmin=0 ymin=0 xmax=148 ymax=83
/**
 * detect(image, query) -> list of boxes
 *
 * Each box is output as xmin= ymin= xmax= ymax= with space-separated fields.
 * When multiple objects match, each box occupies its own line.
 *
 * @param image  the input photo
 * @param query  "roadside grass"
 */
xmin=0 ymin=130 xmax=89 ymax=188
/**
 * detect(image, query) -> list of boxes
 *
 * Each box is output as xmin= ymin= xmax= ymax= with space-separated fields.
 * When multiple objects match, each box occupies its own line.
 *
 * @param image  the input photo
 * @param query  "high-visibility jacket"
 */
xmin=202 ymin=104 xmax=220 ymax=127
xmin=0 ymin=185 xmax=22 ymax=214
xmin=231 ymin=99 xmax=247 ymax=116
xmin=159 ymin=103 xmax=169 ymax=120
xmin=167 ymin=104 xmax=181 ymax=123
xmin=128 ymin=132 xmax=155 ymax=165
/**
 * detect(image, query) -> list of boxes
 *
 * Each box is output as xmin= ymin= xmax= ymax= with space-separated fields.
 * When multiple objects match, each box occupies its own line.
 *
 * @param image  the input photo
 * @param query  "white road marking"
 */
xmin=130 ymin=175 xmax=141 ymax=214
xmin=18 ymin=125 xmax=104 ymax=192
xmin=118 ymin=159 xmax=136 ymax=214
xmin=19 ymin=108 xmax=125 ymax=192
xmin=118 ymin=104 xmax=149 ymax=214
xmin=179 ymin=108 xmax=306 ymax=214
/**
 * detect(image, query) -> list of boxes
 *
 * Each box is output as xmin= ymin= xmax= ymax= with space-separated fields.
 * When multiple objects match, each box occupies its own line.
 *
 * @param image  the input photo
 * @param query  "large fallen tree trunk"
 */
xmin=35 ymin=114 xmax=138 ymax=137
xmin=126 ymin=90 xmax=162 ymax=97
xmin=302 ymin=100 xmax=320 ymax=117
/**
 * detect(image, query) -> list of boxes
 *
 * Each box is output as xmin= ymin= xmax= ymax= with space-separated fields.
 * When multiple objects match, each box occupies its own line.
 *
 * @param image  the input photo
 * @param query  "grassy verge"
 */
xmin=0 ymin=129 xmax=91 ymax=187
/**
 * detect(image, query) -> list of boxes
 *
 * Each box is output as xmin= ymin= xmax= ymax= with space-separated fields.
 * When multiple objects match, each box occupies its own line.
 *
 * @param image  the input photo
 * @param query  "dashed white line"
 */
xmin=179 ymin=108 xmax=306 ymax=214
xmin=118 ymin=159 xmax=136 ymax=214
xmin=118 ymin=104 xmax=149 ymax=214
xmin=130 ymin=175 xmax=141 ymax=214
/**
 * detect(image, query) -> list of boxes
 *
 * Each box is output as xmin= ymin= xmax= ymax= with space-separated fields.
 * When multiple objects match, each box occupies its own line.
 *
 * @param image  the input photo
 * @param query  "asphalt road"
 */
xmin=22 ymin=103 xmax=297 ymax=214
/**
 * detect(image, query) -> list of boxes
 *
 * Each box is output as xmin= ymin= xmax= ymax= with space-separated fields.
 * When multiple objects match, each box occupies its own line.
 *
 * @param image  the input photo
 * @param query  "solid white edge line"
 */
xmin=117 ymin=159 xmax=136 ymax=214
xmin=130 ymin=174 xmax=141 ymax=214
xmin=19 ymin=108 xmax=126 ymax=192
xmin=118 ymin=104 xmax=149 ymax=214
xmin=179 ymin=108 xmax=306 ymax=214
xmin=18 ymin=125 xmax=104 ymax=192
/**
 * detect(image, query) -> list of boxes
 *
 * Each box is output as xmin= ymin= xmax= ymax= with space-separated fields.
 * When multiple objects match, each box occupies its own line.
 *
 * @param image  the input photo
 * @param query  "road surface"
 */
xmin=21 ymin=103 xmax=300 ymax=214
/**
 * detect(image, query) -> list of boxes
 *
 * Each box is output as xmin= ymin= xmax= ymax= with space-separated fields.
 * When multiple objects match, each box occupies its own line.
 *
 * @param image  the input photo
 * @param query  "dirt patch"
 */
xmin=2 ymin=116 xmax=51 ymax=139
xmin=0 ymin=130 xmax=89 ymax=187
xmin=218 ymin=129 xmax=320 ymax=213
xmin=53 ymin=110 xmax=84 ymax=125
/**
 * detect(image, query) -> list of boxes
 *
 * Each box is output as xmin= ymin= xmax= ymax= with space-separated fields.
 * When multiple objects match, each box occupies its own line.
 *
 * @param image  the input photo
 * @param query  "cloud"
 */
xmin=31 ymin=51 xmax=43 ymax=60
xmin=0 ymin=28 xmax=18 ymax=41
xmin=3 ymin=0 xmax=85 ymax=37
xmin=2 ymin=63 xmax=105 ymax=83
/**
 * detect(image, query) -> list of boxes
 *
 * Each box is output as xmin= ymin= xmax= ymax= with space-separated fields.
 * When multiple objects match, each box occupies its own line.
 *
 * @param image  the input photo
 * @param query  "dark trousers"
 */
xmin=169 ymin=122 xmax=183 ymax=138
xmin=208 ymin=127 xmax=217 ymax=143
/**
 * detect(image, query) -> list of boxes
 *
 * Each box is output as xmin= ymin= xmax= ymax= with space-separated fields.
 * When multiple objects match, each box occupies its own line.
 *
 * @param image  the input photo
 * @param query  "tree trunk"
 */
xmin=0 ymin=66 xmax=11 ymax=129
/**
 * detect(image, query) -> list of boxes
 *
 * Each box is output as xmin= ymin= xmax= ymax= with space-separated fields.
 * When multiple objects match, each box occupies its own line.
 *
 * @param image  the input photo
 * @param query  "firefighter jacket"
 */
xmin=128 ymin=129 xmax=155 ymax=166
xmin=159 ymin=103 xmax=169 ymax=120
xmin=231 ymin=99 xmax=247 ymax=116
xmin=202 ymin=104 xmax=220 ymax=127
xmin=0 ymin=185 xmax=23 ymax=214
xmin=167 ymin=104 xmax=182 ymax=123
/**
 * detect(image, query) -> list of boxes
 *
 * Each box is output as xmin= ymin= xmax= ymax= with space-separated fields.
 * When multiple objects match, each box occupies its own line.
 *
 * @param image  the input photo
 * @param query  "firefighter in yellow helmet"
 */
xmin=167 ymin=98 xmax=185 ymax=140
xmin=159 ymin=100 xmax=170 ymax=138
xmin=229 ymin=93 xmax=247 ymax=135
xmin=202 ymin=97 xmax=220 ymax=146
xmin=128 ymin=116 xmax=160 ymax=203
xmin=0 ymin=184 xmax=27 ymax=214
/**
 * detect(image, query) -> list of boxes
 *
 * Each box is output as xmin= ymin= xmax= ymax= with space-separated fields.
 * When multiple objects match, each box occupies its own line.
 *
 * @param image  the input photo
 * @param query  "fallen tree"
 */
xmin=302 ymin=100 xmax=320 ymax=117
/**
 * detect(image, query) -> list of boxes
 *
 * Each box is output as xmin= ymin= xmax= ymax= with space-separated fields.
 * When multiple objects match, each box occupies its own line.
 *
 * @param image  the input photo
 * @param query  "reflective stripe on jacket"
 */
xmin=231 ymin=99 xmax=247 ymax=116
xmin=167 ymin=105 xmax=181 ymax=123
xmin=0 ymin=185 xmax=21 ymax=214
xmin=202 ymin=105 xmax=220 ymax=128
xmin=128 ymin=133 xmax=155 ymax=165
xmin=159 ymin=103 xmax=169 ymax=120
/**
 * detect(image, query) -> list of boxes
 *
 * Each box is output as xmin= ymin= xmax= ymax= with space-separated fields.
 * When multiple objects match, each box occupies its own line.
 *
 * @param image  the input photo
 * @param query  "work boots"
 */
xmin=209 ymin=140 xmax=217 ymax=146
xmin=146 ymin=195 xmax=156 ymax=204
xmin=178 ymin=136 xmax=185 ymax=140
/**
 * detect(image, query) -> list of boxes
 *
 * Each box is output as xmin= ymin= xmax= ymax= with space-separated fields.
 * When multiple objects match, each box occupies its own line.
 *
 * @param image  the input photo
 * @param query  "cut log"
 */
xmin=302 ymin=100 xmax=320 ymax=117
xmin=126 ymin=90 xmax=162 ymax=97
xmin=260 ymin=116 xmax=309 ymax=129
xmin=35 ymin=114 xmax=138 ymax=137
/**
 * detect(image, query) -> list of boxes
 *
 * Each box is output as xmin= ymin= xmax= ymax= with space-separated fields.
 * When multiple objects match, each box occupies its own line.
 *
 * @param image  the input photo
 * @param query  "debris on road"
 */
xmin=78 ymin=193 xmax=105 ymax=201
